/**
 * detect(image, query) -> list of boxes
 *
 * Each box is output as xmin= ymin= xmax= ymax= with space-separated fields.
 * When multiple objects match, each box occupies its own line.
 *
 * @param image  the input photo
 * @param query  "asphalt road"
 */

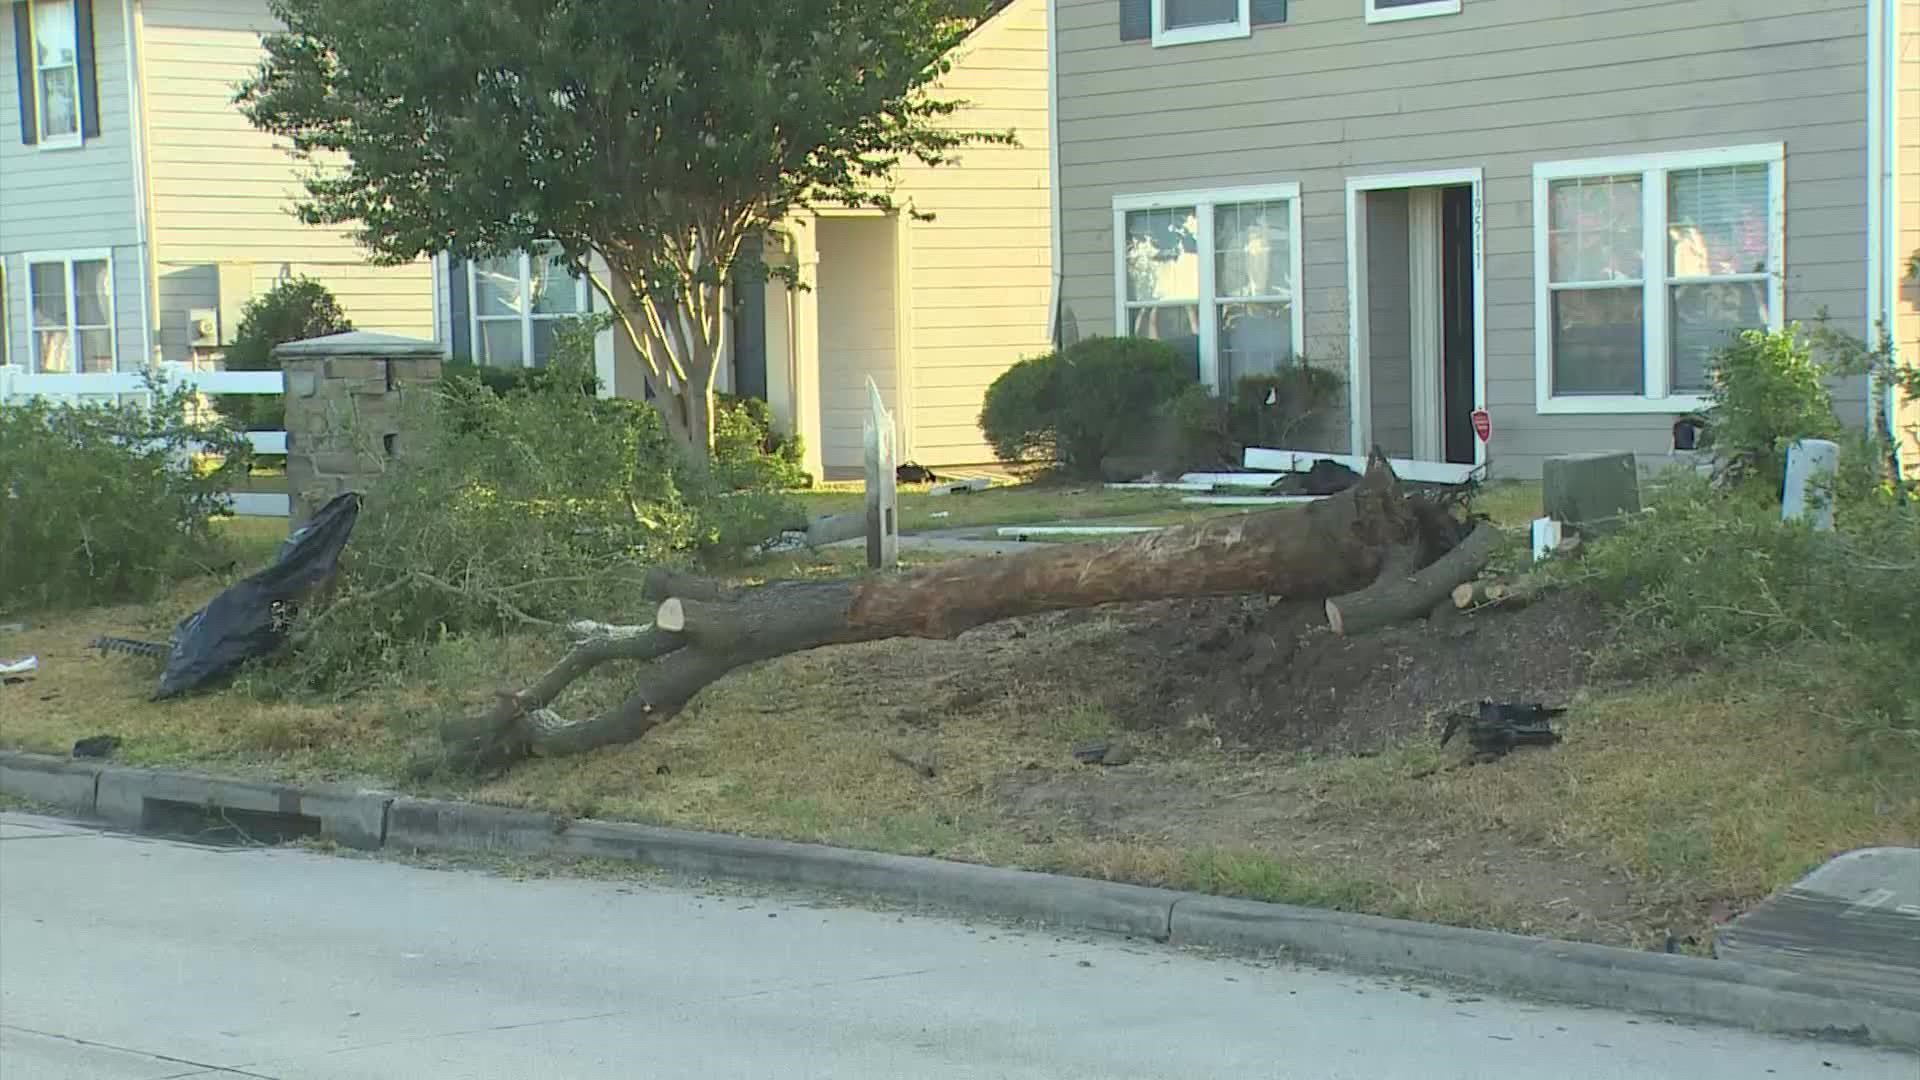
xmin=0 ymin=811 xmax=1911 ymax=1079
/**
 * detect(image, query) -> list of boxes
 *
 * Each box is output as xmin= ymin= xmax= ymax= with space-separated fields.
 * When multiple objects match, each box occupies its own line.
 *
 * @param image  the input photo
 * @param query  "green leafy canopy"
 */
xmin=237 ymin=0 xmax=1007 ymax=288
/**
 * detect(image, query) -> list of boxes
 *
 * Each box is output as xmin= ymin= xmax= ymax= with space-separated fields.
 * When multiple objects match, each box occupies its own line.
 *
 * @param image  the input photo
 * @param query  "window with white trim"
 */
xmin=30 ymin=0 xmax=82 ymax=144
xmin=1533 ymin=145 xmax=1783 ymax=413
xmin=468 ymin=243 xmax=589 ymax=368
xmin=1115 ymin=184 xmax=1303 ymax=390
xmin=26 ymin=251 xmax=113 ymax=373
xmin=1153 ymin=0 xmax=1249 ymax=46
xmin=1366 ymin=0 xmax=1461 ymax=23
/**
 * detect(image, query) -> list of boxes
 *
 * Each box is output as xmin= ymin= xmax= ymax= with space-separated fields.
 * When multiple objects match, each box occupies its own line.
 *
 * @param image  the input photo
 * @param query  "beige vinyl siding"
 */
xmin=1056 ymin=0 xmax=1873 ymax=477
xmin=1898 ymin=0 xmax=1919 ymax=454
xmin=0 ymin=0 xmax=147 ymax=367
xmin=890 ymin=0 xmax=1051 ymax=467
xmin=140 ymin=0 xmax=431 ymax=360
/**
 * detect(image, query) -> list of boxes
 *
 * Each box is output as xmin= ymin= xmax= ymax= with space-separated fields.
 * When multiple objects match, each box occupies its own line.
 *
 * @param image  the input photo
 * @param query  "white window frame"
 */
xmin=23 ymin=249 xmax=115 ymax=374
xmin=1151 ymin=0 xmax=1250 ymax=47
xmin=466 ymin=245 xmax=591 ymax=369
xmin=29 ymin=0 xmax=84 ymax=150
xmin=1113 ymin=182 xmax=1306 ymax=392
xmin=1532 ymin=143 xmax=1785 ymax=415
xmin=1365 ymin=0 xmax=1462 ymax=24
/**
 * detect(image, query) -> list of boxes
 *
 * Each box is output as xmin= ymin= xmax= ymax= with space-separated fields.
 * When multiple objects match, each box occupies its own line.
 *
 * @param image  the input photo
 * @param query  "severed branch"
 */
xmin=1451 ymin=572 xmax=1551 ymax=612
xmin=1325 ymin=522 xmax=1501 ymax=637
xmin=443 ymin=455 xmax=1439 ymax=770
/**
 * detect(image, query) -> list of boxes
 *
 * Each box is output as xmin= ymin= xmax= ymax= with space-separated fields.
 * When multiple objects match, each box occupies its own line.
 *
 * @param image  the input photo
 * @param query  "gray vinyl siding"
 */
xmin=0 ymin=0 xmax=147 ymax=368
xmin=1056 ymin=0 xmax=1874 ymax=477
xmin=1365 ymin=189 xmax=1412 ymax=459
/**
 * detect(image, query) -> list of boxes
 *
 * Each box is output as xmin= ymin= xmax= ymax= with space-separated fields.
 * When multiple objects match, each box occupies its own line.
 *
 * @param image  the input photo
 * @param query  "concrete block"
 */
xmin=323 ymin=357 xmax=383 ymax=381
xmin=94 ymin=768 xmax=390 ymax=849
xmin=1542 ymin=452 xmax=1640 ymax=532
xmin=285 ymin=370 xmax=319 ymax=398
xmin=1717 ymin=847 xmax=1920 ymax=1002
xmin=385 ymin=798 xmax=566 ymax=854
xmin=396 ymin=355 xmax=442 ymax=382
xmin=0 ymin=752 xmax=99 ymax=814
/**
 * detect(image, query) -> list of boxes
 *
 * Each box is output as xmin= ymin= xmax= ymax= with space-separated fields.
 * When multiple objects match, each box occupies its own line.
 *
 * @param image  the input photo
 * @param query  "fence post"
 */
xmin=0 ymin=363 xmax=17 ymax=404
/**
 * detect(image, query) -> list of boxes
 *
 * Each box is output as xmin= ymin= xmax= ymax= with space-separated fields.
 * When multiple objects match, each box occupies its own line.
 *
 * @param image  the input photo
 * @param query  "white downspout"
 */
xmin=1045 ymin=0 xmax=1062 ymax=345
xmin=122 ymin=0 xmax=156 ymax=367
xmin=1867 ymin=0 xmax=1896 ymax=437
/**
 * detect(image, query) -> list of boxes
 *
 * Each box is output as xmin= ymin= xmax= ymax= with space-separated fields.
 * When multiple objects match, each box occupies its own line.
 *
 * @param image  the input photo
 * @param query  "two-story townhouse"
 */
xmin=1048 ymin=0 xmax=1917 ymax=478
xmin=1 ymin=0 xmax=434 ymax=384
xmin=4 ymin=0 xmax=1054 ymax=483
xmin=1 ymin=0 xmax=146 ymax=376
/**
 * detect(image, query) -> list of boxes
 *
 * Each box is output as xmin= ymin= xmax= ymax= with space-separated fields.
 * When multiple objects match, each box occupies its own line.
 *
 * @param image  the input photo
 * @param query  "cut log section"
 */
xmin=443 ymin=456 xmax=1439 ymax=771
xmin=1451 ymin=573 xmax=1550 ymax=612
xmin=1325 ymin=522 xmax=1501 ymax=637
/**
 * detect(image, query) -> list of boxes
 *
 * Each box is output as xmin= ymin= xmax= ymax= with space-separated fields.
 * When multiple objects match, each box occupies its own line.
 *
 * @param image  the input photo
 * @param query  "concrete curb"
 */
xmin=4 ymin=751 xmax=1915 ymax=1049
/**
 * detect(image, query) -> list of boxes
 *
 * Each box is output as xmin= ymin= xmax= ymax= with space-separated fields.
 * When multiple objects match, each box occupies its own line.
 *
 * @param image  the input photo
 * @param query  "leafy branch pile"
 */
xmin=1569 ymin=326 xmax=1920 ymax=740
xmin=1 ymin=381 xmax=253 ymax=612
xmin=275 ymin=324 xmax=800 ymax=695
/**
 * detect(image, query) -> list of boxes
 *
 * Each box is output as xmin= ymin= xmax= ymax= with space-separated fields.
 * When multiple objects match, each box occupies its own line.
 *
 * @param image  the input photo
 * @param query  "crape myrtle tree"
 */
xmin=238 ymin=0 xmax=1007 ymax=461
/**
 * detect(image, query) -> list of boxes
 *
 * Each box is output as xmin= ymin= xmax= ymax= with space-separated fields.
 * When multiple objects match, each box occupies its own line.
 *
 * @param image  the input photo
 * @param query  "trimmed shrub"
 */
xmin=1699 ymin=326 xmax=1840 ymax=492
xmin=218 ymin=277 xmax=353 ymax=432
xmin=713 ymin=393 xmax=809 ymax=491
xmin=0 ymin=380 xmax=253 ymax=612
xmin=272 ymin=328 xmax=801 ymax=692
xmin=979 ymin=336 xmax=1193 ymax=476
xmin=1573 ymin=463 xmax=1920 ymax=738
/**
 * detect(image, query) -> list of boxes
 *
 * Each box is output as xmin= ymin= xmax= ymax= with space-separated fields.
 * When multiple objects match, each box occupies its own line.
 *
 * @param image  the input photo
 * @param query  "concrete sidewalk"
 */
xmin=3 ymin=812 xmax=1911 ymax=1080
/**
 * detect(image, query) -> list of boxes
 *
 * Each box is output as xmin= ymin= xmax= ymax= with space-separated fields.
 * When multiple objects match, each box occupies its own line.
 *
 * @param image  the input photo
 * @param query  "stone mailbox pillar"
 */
xmin=276 ymin=330 xmax=444 ymax=531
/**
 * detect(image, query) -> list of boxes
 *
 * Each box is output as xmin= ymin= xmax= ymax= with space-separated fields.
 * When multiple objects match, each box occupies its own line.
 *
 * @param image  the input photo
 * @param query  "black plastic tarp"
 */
xmin=155 ymin=492 xmax=361 ymax=699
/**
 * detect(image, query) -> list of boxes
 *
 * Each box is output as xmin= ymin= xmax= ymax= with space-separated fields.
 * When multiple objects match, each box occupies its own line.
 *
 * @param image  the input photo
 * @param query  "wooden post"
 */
xmin=864 ymin=376 xmax=898 ymax=569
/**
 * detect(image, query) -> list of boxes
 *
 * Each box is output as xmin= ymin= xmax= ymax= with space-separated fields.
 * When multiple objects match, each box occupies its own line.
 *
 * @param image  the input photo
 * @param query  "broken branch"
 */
xmin=1325 ymin=522 xmax=1501 ymax=637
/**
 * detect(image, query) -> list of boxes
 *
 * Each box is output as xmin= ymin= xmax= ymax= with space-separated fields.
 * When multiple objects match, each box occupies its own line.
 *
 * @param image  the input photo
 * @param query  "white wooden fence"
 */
xmin=0 ymin=362 xmax=290 ymax=518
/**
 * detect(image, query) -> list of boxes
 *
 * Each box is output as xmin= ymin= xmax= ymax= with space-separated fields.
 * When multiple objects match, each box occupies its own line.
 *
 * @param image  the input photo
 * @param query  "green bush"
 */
xmin=1574 ymin=464 xmax=1920 ymax=738
xmin=274 ymin=327 xmax=800 ymax=692
xmin=713 ymin=393 xmax=809 ymax=491
xmin=1225 ymin=366 xmax=1346 ymax=450
xmin=0 ymin=381 xmax=253 ymax=612
xmin=217 ymin=277 xmax=354 ymax=432
xmin=979 ymin=337 xmax=1193 ymax=476
xmin=1699 ymin=326 xmax=1840 ymax=493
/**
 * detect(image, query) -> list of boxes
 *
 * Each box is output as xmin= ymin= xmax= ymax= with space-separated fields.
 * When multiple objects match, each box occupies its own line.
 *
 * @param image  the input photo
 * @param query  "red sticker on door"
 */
xmin=1471 ymin=409 xmax=1491 ymax=443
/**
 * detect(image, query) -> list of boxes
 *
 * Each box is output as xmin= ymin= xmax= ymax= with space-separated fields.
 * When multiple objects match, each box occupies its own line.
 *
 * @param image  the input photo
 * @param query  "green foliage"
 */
xmin=1225 ymin=366 xmax=1346 ymax=450
xmin=1698 ymin=326 xmax=1840 ymax=492
xmin=0 ymin=381 xmax=253 ymax=612
xmin=978 ymin=337 xmax=1195 ymax=476
xmin=238 ymin=0 xmax=1009 ymax=452
xmin=217 ymin=277 xmax=354 ymax=433
xmin=713 ymin=393 xmax=810 ymax=491
xmin=277 ymin=332 xmax=800 ymax=692
xmin=978 ymin=348 xmax=1062 ymax=468
xmin=1574 ymin=466 xmax=1920 ymax=739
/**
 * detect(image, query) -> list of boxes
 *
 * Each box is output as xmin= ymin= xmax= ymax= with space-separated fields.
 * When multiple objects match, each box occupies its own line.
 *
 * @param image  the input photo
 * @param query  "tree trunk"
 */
xmin=1324 ymin=522 xmax=1501 ymax=636
xmin=440 ymin=457 xmax=1441 ymax=772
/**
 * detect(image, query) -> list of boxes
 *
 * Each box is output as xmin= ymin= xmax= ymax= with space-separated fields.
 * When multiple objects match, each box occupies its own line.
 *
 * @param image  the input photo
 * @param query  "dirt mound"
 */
xmin=979 ymin=590 xmax=1611 ymax=755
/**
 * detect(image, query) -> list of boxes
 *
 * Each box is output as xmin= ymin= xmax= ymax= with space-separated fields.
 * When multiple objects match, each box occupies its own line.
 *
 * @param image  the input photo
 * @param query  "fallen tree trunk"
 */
xmin=441 ymin=456 xmax=1429 ymax=771
xmin=1324 ymin=522 xmax=1501 ymax=637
